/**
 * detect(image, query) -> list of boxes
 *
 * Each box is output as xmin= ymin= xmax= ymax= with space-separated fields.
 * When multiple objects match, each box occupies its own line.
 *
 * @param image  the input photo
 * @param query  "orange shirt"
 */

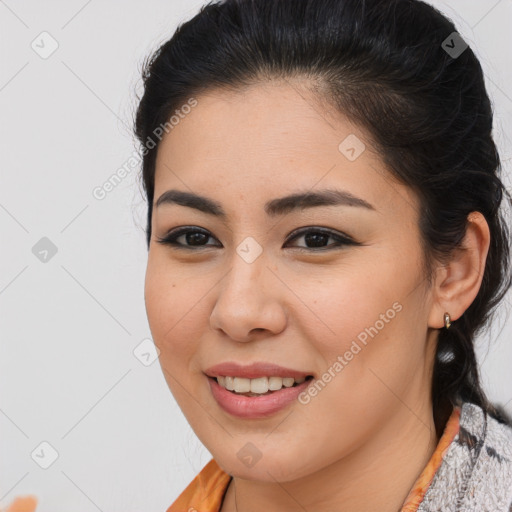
xmin=167 ymin=406 xmax=461 ymax=512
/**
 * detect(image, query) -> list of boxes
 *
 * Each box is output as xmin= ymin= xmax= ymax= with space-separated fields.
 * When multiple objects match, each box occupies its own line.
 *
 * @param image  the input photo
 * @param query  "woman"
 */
xmin=3 ymin=0 xmax=511 ymax=511
xmin=133 ymin=0 xmax=512 ymax=510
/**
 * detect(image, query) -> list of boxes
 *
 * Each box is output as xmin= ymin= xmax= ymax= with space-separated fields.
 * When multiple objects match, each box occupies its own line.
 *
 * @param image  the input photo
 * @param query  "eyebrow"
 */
xmin=154 ymin=188 xmax=375 ymax=218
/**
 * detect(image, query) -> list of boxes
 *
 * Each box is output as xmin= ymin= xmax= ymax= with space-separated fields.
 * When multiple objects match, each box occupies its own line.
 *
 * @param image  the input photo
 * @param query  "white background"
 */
xmin=1 ymin=1 xmax=511 ymax=511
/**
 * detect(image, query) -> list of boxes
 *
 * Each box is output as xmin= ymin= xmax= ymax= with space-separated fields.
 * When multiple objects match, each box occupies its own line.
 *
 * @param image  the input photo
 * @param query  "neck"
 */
xmin=221 ymin=400 xmax=439 ymax=512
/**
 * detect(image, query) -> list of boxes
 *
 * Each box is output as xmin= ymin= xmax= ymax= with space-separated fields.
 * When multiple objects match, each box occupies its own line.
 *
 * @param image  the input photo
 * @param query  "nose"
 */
xmin=209 ymin=253 xmax=287 ymax=342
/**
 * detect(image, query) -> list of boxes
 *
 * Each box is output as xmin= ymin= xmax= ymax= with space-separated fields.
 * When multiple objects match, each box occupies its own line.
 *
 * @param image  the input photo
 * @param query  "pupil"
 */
xmin=305 ymin=233 xmax=328 ymax=248
xmin=188 ymin=232 xmax=207 ymax=245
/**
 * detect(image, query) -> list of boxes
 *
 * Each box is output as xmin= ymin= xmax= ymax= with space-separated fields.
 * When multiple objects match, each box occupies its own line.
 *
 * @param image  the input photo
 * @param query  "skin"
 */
xmin=144 ymin=80 xmax=490 ymax=512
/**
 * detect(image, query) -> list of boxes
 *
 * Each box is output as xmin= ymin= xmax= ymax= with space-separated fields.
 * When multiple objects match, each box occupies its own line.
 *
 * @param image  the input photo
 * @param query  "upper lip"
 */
xmin=204 ymin=362 xmax=314 ymax=379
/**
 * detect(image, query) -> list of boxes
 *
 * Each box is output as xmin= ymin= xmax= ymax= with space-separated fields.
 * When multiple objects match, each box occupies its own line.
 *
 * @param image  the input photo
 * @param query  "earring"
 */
xmin=444 ymin=312 xmax=451 ymax=329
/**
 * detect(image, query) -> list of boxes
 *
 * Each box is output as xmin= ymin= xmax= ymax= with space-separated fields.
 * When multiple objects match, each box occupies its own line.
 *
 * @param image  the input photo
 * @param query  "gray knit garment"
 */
xmin=418 ymin=402 xmax=512 ymax=511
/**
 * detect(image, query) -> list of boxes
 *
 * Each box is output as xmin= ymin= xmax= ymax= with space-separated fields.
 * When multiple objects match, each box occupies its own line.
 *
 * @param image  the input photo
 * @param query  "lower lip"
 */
xmin=207 ymin=376 xmax=313 ymax=419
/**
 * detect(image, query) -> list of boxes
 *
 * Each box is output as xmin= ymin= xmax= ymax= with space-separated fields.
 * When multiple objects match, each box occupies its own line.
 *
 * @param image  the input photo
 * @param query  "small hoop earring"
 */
xmin=444 ymin=312 xmax=451 ymax=329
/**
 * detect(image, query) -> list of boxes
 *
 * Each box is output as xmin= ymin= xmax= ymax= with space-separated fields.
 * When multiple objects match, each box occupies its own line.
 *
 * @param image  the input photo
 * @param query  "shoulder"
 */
xmin=460 ymin=402 xmax=512 ymax=510
xmin=419 ymin=402 xmax=512 ymax=512
xmin=482 ymin=403 xmax=512 ymax=457
xmin=459 ymin=401 xmax=512 ymax=466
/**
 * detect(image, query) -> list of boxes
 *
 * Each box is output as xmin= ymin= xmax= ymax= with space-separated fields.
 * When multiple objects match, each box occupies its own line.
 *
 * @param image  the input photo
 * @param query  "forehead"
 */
xmin=153 ymin=82 xmax=418 ymax=218
xmin=158 ymin=82 xmax=360 ymax=161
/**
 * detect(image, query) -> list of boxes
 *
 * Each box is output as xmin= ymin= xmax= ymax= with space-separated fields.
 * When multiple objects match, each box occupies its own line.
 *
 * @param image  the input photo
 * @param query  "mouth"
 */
xmin=206 ymin=374 xmax=315 ymax=418
xmin=208 ymin=375 xmax=315 ymax=397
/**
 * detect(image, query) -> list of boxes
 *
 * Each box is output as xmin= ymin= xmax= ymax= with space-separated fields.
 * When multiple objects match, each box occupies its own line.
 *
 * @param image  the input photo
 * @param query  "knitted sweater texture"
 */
xmin=418 ymin=402 xmax=512 ymax=511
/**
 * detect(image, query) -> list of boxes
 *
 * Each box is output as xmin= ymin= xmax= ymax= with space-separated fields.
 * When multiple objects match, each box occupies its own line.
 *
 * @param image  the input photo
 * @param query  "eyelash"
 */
xmin=155 ymin=226 xmax=358 ymax=252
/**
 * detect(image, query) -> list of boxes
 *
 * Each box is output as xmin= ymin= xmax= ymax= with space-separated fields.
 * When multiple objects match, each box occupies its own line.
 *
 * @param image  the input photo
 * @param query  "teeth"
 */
xmin=268 ymin=376 xmax=283 ymax=391
xmin=234 ymin=377 xmax=251 ymax=393
xmin=282 ymin=377 xmax=295 ymax=387
xmin=215 ymin=375 xmax=308 ymax=394
xmin=250 ymin=377 xmax=268 ymax=394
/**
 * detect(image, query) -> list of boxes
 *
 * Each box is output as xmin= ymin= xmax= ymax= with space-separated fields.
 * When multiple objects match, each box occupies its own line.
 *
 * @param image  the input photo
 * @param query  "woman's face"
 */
xmin=145 ymin=81 xmax=438 ymax=482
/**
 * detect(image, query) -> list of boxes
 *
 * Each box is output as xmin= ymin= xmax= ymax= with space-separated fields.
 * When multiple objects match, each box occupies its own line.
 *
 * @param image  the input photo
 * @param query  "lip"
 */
xmin=204 ymin=361 xmax=314 ymax=379
xmin=207 ymin=375 xmax=313 ymax=418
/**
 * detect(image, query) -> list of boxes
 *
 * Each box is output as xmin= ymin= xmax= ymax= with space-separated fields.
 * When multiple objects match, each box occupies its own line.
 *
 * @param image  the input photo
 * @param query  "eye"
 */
xmin=156 ymin=226 xmax=358 ymax=251
xmin=156 ymin=226 xmax=221 ymax=249
xmin=284 ymin=226 xmax=357 ymax=251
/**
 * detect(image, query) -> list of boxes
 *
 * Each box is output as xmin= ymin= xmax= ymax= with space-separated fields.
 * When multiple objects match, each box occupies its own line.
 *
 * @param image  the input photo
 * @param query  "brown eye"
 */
xmin=284 ymin=227 xmax=357 ymax=251
xmin=156 ymin=227 xmax=220 ymax=249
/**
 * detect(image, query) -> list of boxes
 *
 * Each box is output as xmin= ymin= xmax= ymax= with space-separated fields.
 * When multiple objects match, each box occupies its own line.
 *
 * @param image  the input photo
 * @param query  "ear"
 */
xmin=428 ymin=212 xmax=490 ymax=329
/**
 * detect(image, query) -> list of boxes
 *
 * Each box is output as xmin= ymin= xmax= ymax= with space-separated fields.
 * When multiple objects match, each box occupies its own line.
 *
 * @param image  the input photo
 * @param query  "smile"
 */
xmin=215 ymin=375 xmax=309 ymax=396
xmin=207 ymin=375 xmax=314 ymax=418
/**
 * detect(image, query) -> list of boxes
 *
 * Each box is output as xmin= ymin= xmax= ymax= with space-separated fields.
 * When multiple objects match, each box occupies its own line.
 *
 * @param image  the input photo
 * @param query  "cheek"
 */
xmin=144 ymin=254 xmax=205 ymax=366
xmin=144 ymin=257 xmax=211 ymax=418
xmin=291 ymin=259 xmax=416 ymax=402
xmin=291 ymin=262 xmax=399 ymax=354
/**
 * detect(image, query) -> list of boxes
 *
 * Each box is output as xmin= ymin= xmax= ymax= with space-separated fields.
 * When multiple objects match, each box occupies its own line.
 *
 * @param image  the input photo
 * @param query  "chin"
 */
xmin=214 ymin=446 xmax=315 ymax=483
